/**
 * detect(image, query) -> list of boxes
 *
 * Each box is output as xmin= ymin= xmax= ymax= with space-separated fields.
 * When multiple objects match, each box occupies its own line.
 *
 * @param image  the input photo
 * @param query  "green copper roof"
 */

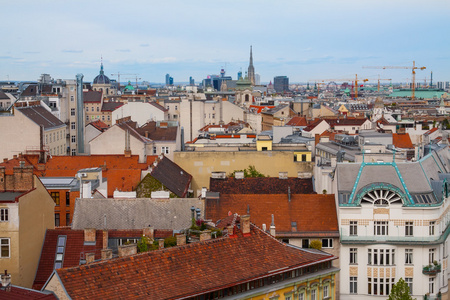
xmin=389 ymin=89 xmax=446 ymax=99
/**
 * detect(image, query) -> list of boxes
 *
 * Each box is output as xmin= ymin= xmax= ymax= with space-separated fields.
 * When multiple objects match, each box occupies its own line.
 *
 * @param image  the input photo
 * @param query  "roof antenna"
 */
xmin=247 ymin=204 xmax=250 ymax=214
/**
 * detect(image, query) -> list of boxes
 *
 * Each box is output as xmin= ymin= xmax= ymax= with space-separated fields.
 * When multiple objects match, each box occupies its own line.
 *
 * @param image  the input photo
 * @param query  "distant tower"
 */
xmin=237 ymin=69 xmax=242 ymax=80
xmin=248 ymin=46 xmax=255 ymax=86
xmin=220 ymin=68 xmax=226 ymax=78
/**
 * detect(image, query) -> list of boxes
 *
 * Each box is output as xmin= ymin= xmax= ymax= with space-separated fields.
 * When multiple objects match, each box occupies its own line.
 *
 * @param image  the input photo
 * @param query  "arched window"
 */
xmin=361 ymin=189 xmax=402 ymax=206
xmin=245 ymin=94 xmax=249 ymax=102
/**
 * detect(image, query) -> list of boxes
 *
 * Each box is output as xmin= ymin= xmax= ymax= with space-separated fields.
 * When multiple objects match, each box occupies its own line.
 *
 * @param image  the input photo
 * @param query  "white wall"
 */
xmin=112 ymin=102 xmax=165 ymax=127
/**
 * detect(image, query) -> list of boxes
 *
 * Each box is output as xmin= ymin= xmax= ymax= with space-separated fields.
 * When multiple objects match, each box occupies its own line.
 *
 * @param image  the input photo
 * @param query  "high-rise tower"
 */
xmin=247 ymin=46 xmax=255 ymax=86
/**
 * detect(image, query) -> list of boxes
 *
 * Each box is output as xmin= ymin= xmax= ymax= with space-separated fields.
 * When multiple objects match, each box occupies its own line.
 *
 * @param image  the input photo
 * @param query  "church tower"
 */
xmin=247 ymin=46 xmax=255 ymax=86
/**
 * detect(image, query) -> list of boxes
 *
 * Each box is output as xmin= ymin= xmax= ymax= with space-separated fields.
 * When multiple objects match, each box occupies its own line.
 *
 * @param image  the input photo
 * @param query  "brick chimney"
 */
xmin=101 ymin=249 xmax=112 ymax=260
xmin=227 ymin=225 xmax=235 ymax=237
xmin=84 ymin=228 xmax=96 ymax=245
xmin=176 ymin=234 xmax=186 ymax=246
xmin=118 ymin=244 xmax=137 ymax=257
xmin=199 ymin=230 xmax=211 ymax=242
xmin=315 ymin=133 xmax=320 ymax=146
xmin=11 ymin=166 xmax=34 ymax=191
xmin=143 ymin=226 xmax=154 ymax=240
xmin=102 ymin=230 xmax=108 ymax=249
xmin=85 ymin=253 xmax=95 ymax=264
xmin=241 ymin=215 xmax=251 ymax=235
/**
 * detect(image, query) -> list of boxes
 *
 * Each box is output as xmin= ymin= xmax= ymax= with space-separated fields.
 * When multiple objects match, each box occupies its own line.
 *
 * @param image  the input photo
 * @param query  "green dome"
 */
xmin=124 ymin=81 xmax=135 ymax=91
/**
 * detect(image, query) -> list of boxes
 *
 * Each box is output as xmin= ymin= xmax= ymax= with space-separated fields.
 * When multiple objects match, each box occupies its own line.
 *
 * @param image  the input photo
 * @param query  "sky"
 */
xmin=2 ymin=0 xmax=450 ymax=84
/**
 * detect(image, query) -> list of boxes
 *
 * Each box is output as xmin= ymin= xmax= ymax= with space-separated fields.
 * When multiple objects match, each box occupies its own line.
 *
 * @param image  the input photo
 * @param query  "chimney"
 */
xmin=201 ymin=187 xmax=207 ymax=198
xmin=241 ymin=215 xmax=251 ymax=235
xmin=235 ymin=171 xmax=244 ymax=179
xmin=84 ymin=228 xmax=96 ymax=245
xmin=227 ymin=225 xmax=235 ymax=237
xmin=158 ymin=239 xmax=164 ymax=249
xmin=145 ymin=131 xmax=149 ymax=138
xmin=211 ymin=171 xmax=226 ymax=179
xmin=118 ymin=244 xmax=137 ymax=257
xmin=102 ymin=230 xmax=108 ymax=249
xmin=176 ymin=234 xmax=186 ymax=246
xmin=270 ymin=214 xmax=276 ymax=236
xmin=0 ymin=167 xmax=5 ymax=192
xmin=101 ymin=249 xmax=113 ymax=260
xmin=279 ymin=172 xmax=288 ymax=179
xmin=12 ymin=166 xmax=34 ymax=191
xmin=315 ymin=133 xmax=320 ymax=146
xmin=199 ymin=230 xmax=211 ymax=242
xmin=85 ymin=252 xmax=95 ymax=264
xmin=143 ymin=226 xmax=154 ymax=240
xmin=1 ymin=270 xmax=11 ymax=292
xmin=3 ymin=158 xmax=7 ymax=163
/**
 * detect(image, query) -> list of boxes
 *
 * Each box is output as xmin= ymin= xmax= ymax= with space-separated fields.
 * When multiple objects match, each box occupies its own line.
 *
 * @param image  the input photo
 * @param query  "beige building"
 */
xmin=174 ymin=145 xmax=313 ymax=196
xmin=0 ymin=166 xmax=55 ymax=288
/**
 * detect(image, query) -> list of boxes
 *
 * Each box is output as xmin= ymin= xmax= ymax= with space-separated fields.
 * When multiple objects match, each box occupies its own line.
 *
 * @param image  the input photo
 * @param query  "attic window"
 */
xmin=54 ymin=235 xmax=67 ymax=269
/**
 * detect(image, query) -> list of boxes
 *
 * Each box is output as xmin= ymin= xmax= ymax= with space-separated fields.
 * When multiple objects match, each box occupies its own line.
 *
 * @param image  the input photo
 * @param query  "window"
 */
xmin=350 ymin=248 xmax=357 ymax=264
xmin=299 ymin=292 xmax=304 ymax=300
xmin=51 ymin=192 xmax=60 ymax=206
xmin=429 ymin=221 xmax=435 ymax=235
xmin=302 ymin=154 xmax=307 ymax=161
xmin=55 ymin=235 xmax=66 ymax=269
xmin=175 ymin=105 xmax=178 ymax=110
xmin=102 ymin=116 xmax=105 ymax=121
xmin=368 ymin=277 xmax=393 ymax=295
xmin=322 ymin=238 xmax=333 ymax=248
xmin=374 ymin=221 xmax=388 ymax=235
xmin=55 ymin=213 xmax=60 ymax=227
xmin=1 ymin=238 xmax=10 ymax=258
xmin=302 ymin=239 xmax=309 ymax=248
xmin=66 ymin=192 xmax=70 ymax=206
xmin=71 ymin=149 xmax=76 ymax=156
xmin=66 ymin=213 xmax=70 ymax=225
xmin=0 ymin=208 xmax=8 ymax=222
xmin=85 ymin=107 xmax=88 ymax=112
xmin=70 ymin=86 xmax=74 ymax=91
xmin=350 ymin=277 xmax=357 ymax=294
xmin=161 ymin=146 xmax=169 ymax=155
xmin=405 ymin=249 xmax=413 ymax=264
xmin=429 ymin=248 xmax=435 ymax=264
xmin=153 ymin=147 xmax=157 ymax=155
xmin=350 ymin=221 xmax=358 ymax=236
xmin=86 ymin=116 xmax=89 ymax=121
xmin=71 ymin=135 xmax=76 ymax=143
xmin=212 ymin=113 xmax=215 ymax=119
xmin=405 ymin=278 xmax=413 ymax=294
xmin=91 ymin=107 xmax=94 ymax=112
xmin=311 ymin=289 xmax=316 ymax=300
xmin=70 ymin=95 xmax=74 ymax=102
xmin=323 ymin=285 xmax=329 ymax=298
xmin=405 ymin=221 xmax=413 ymax=236
xmin=96 ymin=106 xmax=99 ymax=112
xmin=369 ymin=248 xmax=395 ymax=266
xmin=107 ymin=115 xmax=110 ymax=121
xmin=71 ymin=122 xmax=76 ymax=130
xmin=71 ymin=108 xmax=75 ymax=116
xmin=429 ymin=277 xmax=434 ymax=294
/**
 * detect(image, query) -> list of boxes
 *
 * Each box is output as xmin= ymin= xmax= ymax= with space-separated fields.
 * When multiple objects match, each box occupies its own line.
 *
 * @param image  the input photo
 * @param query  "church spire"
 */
xmin=248 ymin=46 xmax=255 ymax=86
xmin=100 ymin=56 xmax=104 ymax=75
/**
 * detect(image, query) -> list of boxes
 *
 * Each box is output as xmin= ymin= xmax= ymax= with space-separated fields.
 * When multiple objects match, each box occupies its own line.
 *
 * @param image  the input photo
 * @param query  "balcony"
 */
xmin=422 ymin=263 xmax=441 ymax=275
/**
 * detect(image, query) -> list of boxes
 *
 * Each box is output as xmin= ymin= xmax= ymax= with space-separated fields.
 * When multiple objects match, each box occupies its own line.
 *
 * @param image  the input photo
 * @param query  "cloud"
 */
xmin=140 ymin=44 xmax=149 ymax=47
xmin=23 ymin=51 xmax=40 ymax=54
xmin=0 ymin=56 xmax=15 ymax=59
xmin=62 ymin=50 xmax=83 ymax=53
xmin=116 ymin=49 xmax=131 ymax=53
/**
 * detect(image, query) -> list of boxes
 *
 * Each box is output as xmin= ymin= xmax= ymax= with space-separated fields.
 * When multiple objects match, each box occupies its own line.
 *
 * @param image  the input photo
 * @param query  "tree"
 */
xmin=388 ymin=278 xmax=415 ymax=300
xmin=229 ymin=165 xmax=266 ymax=178
xmin=309 ymin=240 xmax=322 ymax=250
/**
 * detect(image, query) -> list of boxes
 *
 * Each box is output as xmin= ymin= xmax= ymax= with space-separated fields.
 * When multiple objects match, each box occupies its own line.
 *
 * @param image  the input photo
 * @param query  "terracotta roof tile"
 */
xmin=392 ymin=133 xmax=414 ymax=149
xmin=54 ymin=224 xmax=334 ymax=299
xmin=206 ymin=194 xmax=338 ymax=234
xmin=88 ymin=120 xmax=109 ymax=132
xmin=286 ymin=116 xmax=308 ymax=126
xmin=0 ymin=286 xmax=57 ymax=299
xmin=210 ymin=177 xmax=314 ymax=194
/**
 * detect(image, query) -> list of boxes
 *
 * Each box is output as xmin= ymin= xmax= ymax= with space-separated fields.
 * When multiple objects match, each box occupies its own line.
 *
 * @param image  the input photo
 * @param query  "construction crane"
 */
xmin=363 ymin=61 xmax=426 ymax=100
xmin=125 ymin=76 xmax=142 ymax=88
xmin=376 ymin=75 xmax=392 ymax=92
xmin=111 ymin=72 xmax=138 ymax=89
xmin=310 ymin=74 xmax=368 ymax=98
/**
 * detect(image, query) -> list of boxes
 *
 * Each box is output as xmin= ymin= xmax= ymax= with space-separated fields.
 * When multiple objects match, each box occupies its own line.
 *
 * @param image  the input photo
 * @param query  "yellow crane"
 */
xmin=310 ymin=74 xmax=368 ymax=98
xmin=111 ymin=72 xmax=138 ymax=89
xmin=363 ymin=61 xmax=426 ymax=100
xmin=376 ymin=75 xmax=392 ymax=92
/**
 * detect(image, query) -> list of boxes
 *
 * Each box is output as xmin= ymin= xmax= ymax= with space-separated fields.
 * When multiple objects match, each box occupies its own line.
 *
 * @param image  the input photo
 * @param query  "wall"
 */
xmin=174 ymin=151 xmax=314 ymax=196
xmin=112 ymin=102 xmax=165 ymax=127
xmin=18 ymin=176 xmax=55 ymax=288
xmin=44 ymin=274 xmax=70 ymax=300
xmin=0 ymin=202 xmax=19 ymax=287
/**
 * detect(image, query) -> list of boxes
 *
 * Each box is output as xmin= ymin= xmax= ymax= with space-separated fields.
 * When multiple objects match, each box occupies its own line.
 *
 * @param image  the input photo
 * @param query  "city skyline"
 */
xmin=2 ymin=0 xmax=450 ymax=84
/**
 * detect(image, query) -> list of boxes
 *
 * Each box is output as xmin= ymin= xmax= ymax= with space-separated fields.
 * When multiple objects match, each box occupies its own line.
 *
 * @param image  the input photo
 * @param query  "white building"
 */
xmin=111 ymin=101 xmax=167 ymax=127
xmin=335 ymin=145 xmax=450 ymax=299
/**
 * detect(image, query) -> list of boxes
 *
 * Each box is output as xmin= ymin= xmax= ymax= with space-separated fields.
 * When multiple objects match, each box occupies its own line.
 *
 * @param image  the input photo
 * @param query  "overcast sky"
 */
xmin=2 ymin=0 xmax=449 ymax=84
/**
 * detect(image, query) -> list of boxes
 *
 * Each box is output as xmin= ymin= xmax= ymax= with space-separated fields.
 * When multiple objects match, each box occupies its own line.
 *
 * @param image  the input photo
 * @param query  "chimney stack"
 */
xmin=279 ymin=172 xmax=288 ymax=179
xmin=241 ymin=215 xmax=251 ymax=235
xmin=158 ymin=239 xmax=164 ymax=249
xmin=118 ymin=244 xmax=137 ymax=257
xmin=315 ymin=133 xmax=320 ymax=146
xmin=176 ymin=234 xmax=186 ymax=246
xmin=1 ymin=270 xmax=11 ymax=292
xmin=227 ymin=225 xmax=235 ymax=237
xmin=143 ymin=226 xmax=154 ymax=240
xmin=102 ymin=230 xmax=108 ymax=249
xmin=270 ymin=214 xmax=276 ymax=236
xmin=101 ymin=249 xmax=113 ymax=260
xmin=85 ymin=253 xmax=95 ymax=264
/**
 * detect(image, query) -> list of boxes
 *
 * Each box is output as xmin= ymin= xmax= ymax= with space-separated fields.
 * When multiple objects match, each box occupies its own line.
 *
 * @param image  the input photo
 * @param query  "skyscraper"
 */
xmin=274 ymin=76 xmax=289 ymax=93
xmin=165 ymin=74 xmax=170 ymax=86
xmin=247 ymin=46 xmax=255 ymax=86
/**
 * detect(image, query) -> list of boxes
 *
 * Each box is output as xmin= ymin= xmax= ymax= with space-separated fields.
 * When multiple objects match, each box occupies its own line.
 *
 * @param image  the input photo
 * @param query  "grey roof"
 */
xmin=316 ymin=142 xmax=358 ymax=161
xmin=40 ymin=177 xmax=78 ymax=189
xmin=71 ymin=198 xmax=204 ymax=230
xmin=0 ymin=192 xmax=24 ymax=201
xmin=18 ymin=105 xmax=65 ymax=129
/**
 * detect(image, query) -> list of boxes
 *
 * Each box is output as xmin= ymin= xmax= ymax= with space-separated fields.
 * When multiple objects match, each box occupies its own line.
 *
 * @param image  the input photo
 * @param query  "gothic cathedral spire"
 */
xmin=248 ymin=46 xmax=255 ymax=86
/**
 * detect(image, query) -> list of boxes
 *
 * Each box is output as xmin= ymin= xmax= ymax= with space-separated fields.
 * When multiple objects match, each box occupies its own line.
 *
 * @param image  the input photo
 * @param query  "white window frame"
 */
xmin=350 ymin=248 xmax=357 ymax=264
xmin=350 ymin=220 xmax=358 ymax=236
xmin=405 ymin=249 xmax=413 ymax=264
xmin=71 ymin=135 xmax=76 ymax=143
xmin=322 ymin=238 xmax=333 ymax=248
xmin=0 ymin=208 xmax=8 ymax=222
xmin=374 ymin=221 xmax=389 ymax=236
xmin=323 ymin=284 xmax=329 ymax=298
xmin=405 ymin=278 xmax=413 ymax=294
xmin=429 ymin=221 xmax=435 ymax=236
xmin=350 ymin=277 xmax=357 ymax=294
xmin=0 ymin=238 xmax=10 ymax=258
xmin=429 ymin=248 xmax=435 ymax=264
xmin=161 ymin=146 xmax=169 ymax=155
xmin=405 ymin=221 xmax=414 ymax=236
xmin=429 ymin=277 xmax=435 ymax=294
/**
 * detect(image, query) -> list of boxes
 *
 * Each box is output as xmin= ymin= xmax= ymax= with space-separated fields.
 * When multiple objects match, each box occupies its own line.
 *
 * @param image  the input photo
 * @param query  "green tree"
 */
xmin=229 ymin=165 xmax=266 ymax=178
xmin=388 ymin=278 xmax=415 ymax=300
xmin=309 ymin=240 xmax=322 ymax=250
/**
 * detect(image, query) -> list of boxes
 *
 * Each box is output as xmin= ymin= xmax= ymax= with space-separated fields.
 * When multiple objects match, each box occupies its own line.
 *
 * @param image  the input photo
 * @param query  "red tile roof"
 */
xmin=53 ymin=223 xmax=334 ymax=299
xmin=392 ymin=133 xmax=414 ymax=149
xmin=0 ymin=286 xmax=57 ymax=299
xmin=33 ymin=228 xmax=172 ymax=290
xmin=249 ymin=105 xmax=275 ymax=113
xmin=210 ymin=177 xmax=315 ymax=194
xmin=88 ymin=120 xmax=109 ymax=132
xmin=286 ymin=116 xmax=308 ymax=126
xmin=424 ymin=127 xmax=438 ymax=136
xmin=206 ymin=194 xmax=338 ymax=235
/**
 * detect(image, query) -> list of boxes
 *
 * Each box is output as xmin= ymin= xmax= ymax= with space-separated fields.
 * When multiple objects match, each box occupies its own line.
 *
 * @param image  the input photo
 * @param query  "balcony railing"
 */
xmin=340 ymin=228 xmax=442 ymax=245
xmin=422 ymin=263 xmax=441 ymax=275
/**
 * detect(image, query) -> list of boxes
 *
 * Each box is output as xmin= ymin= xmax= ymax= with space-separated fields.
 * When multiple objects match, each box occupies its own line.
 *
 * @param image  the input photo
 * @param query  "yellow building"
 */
xmin=0 ymin=166 xmax=55 ymax=288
